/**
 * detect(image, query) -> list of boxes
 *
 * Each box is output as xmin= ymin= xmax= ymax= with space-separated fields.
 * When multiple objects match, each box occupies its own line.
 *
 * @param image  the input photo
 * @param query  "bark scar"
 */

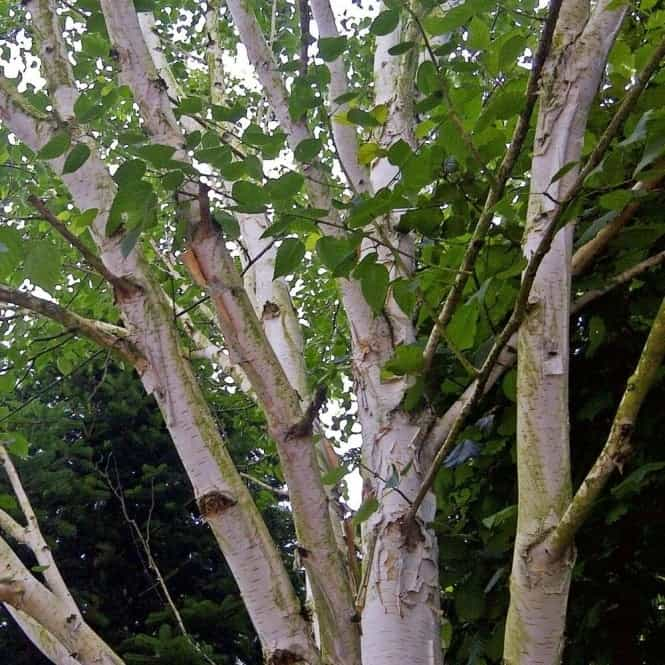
xmin=197 ymin=490 xmax=237 ymax=517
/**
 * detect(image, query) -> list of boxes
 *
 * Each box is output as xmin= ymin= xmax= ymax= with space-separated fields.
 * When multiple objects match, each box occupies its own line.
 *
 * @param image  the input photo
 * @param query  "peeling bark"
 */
xmin=504 ymin=2 xmax=626 ymax=663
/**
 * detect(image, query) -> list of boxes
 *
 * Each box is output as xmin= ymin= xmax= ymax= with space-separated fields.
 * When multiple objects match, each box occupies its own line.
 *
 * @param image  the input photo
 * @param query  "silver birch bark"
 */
xmin=8 ymin=4 xmax=320 ymax=661
xmin=504 ymin=2 xmax=626 ymax=662
xmin=0 ymin=536 xmax=123 ymax=664
xmin=94 ymin=5 xmax=358 ymax=663
xmin=355 ymin=7 xmax=441 ymax=665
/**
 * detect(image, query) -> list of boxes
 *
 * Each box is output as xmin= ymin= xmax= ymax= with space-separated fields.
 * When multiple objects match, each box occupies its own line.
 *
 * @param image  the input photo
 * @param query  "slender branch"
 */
xmin=101 ymin=462 xmax=218 ymax=665
xmin=240 ymin=472 xmax=289 ymax=499
xmin=0 ymin=443 xmax=79 ymax=614
xmin=421 ymin=246 xmax=665 ymax=459
xmin=27 ymin=196 xmax=134 ymax=290
xmin=0 ymin=285 xmax=143 ymax=366
xmin=573 ymin=250 xmax=665 ymax=311
xmin=572 ymin=170 xmax=665 ymax=275
xmin=410 ymin=38 xmax=665 ymax=518
xmin=309 ymin=0 xmax=368 ymax=192
xmin=421 ymin=0 xmax=564 ymax=372
xmin=545 ymin=295 xmax=665 ymax=559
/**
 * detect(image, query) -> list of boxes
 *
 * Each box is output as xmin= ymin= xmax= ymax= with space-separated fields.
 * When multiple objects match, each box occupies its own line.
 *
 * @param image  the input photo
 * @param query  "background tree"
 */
xmin=0 ymin=360 xmax=297 ymax=665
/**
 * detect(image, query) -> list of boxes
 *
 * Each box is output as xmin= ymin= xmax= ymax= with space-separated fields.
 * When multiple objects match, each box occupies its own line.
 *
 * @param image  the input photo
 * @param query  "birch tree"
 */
xmin=0 ymin=1 xmax=664 ymax=664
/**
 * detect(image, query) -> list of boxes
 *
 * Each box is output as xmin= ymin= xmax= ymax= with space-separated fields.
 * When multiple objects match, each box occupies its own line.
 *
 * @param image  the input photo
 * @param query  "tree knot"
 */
xmin=197 ymin=490 xmax=237 ymax=517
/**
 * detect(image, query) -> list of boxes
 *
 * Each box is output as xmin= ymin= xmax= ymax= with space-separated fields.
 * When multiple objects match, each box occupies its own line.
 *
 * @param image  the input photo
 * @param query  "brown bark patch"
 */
xmin=268 ymin=649 xmax=306 ymax=665
xmin=198 ymin=490 xmax=237 ymax=517
xmin=398 ymin=515 xmax=425 ymax=550
xmin=262 ymin=301 xmax=281 ymax=319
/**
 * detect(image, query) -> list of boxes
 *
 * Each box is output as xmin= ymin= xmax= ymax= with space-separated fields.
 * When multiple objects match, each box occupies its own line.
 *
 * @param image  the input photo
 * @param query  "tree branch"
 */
xmin=0 ymin=443 xmax=79 ymax=614
xmin=545 ymin=295 xmax=665 ymax=559
xmin=98 ymin=5 xmax=358 ymax=660
xmin=0 ymin=285 xmax=143 ymax=366
xmin=27 ymin=196 xmax=135 ymax=291
xmin=422 ymin=0 xmax=564 ymax=372
xmin=309 ymin=0 xmax=368 ymax=192
xmin=409 ymin=36 xmax=665 ymax=518
xmin=0 ymin=534 xmax=124 ymax=664
xmin=572 ymin=171 xmax=665 ymax=275
xmin=573 ymin=250 xmax=665 ymax=311
xmin=421 ymin=246 xmax=665 ymax=459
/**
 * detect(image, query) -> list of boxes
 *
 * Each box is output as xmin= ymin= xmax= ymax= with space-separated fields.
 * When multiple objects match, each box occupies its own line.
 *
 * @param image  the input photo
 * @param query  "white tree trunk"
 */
xmin=354 ymin=8 xmax=441 ymax=662
xmin=504 ymin=2 xmax=626 ymax=662
xmin=0 ymin=73 xmax=319 ymax=665
xmin=0 ymin=536 xmax=123 ymax=665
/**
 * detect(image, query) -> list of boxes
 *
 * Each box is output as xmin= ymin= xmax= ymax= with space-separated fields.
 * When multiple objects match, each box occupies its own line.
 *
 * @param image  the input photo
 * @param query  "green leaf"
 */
xmin=121 ymin=224 xmax=143 ymax=258
xmin=498 ymin=33 xmax=526 ymax=71
xmin=358 ymin=142 xmax=384 ymax=165
xmin=424 ymin=2 xmax=483 ymax=35
xmin=388 ymin=41 xmax=416 ymax=56
xmin=232 ymin=181 xmax=268 ymax=207
xmin=318 ymin=36 xmax=347 ymax=61
xmin=352 ymin=496 xmax=379 ymax=526
xmin=334 ymin=91 xmax=360 ymax=105
xmin=612 ymin=461 xmax=665 ymax=499
xmin=108 ymin=180 xmax=156 ymax=235
xmin=501 ymin=369 xmax=517 ymax=402
xmin=31 ymin=565 xmax=51 ymax=574
xmin=273 ymin=238 xmax=306 ymax=279
xmin=482 ymin=504 xmax=516 ymax=529
xmin=135 ymin=144 xmax=177 ymax=168
xmin=370 ymin=9 xmax=400 ymax=36
xmin=392 ymin=277 xmax=417 ymax=315
xmin=213 ymin=212 xmax=241 ymax=240
xmin=294 ymin=138 xmax=322 ymax=163
xmin=357 ymin=261 xmax=389 ymax=314
xmin=384 ymin=344 xmax=425 ymax=375
xmin=387 ymin=139 xmax=413 ymax=166
xmin=321 ymin=466 xmax=347 ymax=486
xmin=316 ymin=236 xmax=358 ymax=277
xmin=447 ymin=300 xmax=479 ymax=351
xmin=24 ymin=241 xmax=61 ymax=292
xmin=38 ymin=131 xmax=71 ymax=160
xmin=598 ymin=189 xmax=633 ymax=210
xmin=113 ymin=160 xmax=147 ymax=188
xmin=178 ymin=96 xmax=203 ymax=114
xmin=62 ymin=143 xmax=91 ymax=174
xmin=266 ymin=172 xmax=305 ymax=200
xmin=467 ymin=17 xmax=490 ymax=51
xmin=416 ymin=61 xmax=440 ymax=96
xmin=56 ymin=355 xmax=74 ymax=375
xmin=0 ymin=227 xmax=24 ymax=279
xmin=549 ymin=160 xmax=579 ymax=184
xmin=162 ymin=170 xmax=185 ymax=191
xmin=347 ymin=108 xmax=381 ymax=128
xmin=117 ymin=131 xmax=147 ymax=146
xmin=5 ymin=432 xmax=29 ymax=459
xmin=634 ymin=133 xmax=665 ymax=176
xmin=81 ymin=32 xmax=110 ymax=58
